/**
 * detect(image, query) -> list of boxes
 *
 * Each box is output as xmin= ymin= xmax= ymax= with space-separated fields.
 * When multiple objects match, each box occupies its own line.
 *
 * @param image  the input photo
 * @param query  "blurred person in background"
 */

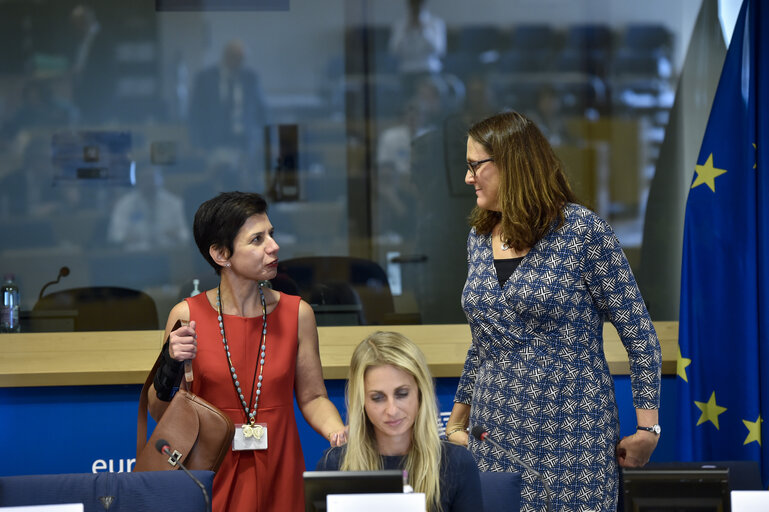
xmin=389 ymin=0 xmax=446 ymax=75
xmin=68 ymin=4 xmax=116 ymax=124
xmin=107 ymin=160 xmax=190 ymax=251
xmin=188 ymin=40 xmax=268 ymax=157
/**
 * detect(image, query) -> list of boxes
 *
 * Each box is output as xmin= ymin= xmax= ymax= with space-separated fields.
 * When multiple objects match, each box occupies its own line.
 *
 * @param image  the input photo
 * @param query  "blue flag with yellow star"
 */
xmin=677 ymin=0 xmax=767 ymax=486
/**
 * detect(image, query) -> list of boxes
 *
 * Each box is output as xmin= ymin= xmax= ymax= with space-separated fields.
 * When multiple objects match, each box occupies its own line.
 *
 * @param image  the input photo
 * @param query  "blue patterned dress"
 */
xmin=455 ymin=204 xmax=661 ymax=512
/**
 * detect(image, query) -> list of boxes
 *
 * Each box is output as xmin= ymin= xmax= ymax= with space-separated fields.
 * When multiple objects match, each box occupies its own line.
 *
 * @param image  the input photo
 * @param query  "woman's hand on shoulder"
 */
xmin=327 ymin=426 xmax=349 ymax=447
xmin=615 ymin=430 xmax=659 ymax=468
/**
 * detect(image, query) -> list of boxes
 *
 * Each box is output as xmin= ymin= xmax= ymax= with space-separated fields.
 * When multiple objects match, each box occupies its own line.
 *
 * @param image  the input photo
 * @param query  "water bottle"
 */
xmin=1 ymin=274 xmax=20 ymax=333
xmin=190 ymin=279 xmax=201 ymax=297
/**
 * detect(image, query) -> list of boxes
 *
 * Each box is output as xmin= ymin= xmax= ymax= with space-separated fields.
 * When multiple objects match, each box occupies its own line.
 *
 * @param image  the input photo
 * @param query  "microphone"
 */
xmin=155 ymin=438 xmax=211 ymax=512
xmin=471 ymin=425 xmax=552 ymax=512
xmin=38 ymin=266 xmax=70 ymax=299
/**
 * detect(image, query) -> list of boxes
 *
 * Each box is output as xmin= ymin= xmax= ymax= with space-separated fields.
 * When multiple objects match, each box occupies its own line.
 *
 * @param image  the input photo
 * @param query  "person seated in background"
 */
xmin=316 ymin=331 xmax=483 ymax=512
xmin=374 ymin=95 xmax=429 ymax=246
xmin=107 ymin=159 xmax=190 ymax=251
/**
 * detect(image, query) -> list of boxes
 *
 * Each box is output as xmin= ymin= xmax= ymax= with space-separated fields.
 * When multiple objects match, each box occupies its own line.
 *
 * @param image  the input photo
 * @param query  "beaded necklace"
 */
xmin=217 ymin=283 xmax=267 ymax=426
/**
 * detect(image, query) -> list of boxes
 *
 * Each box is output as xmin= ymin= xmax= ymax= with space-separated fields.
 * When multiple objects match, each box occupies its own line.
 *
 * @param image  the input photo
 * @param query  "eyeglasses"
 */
xmin=466 ymin=158 xmax=493 ymax=178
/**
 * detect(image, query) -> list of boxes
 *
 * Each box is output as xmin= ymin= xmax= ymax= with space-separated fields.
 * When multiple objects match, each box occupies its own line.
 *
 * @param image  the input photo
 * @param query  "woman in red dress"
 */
xmin=148 ymin=191 xmax=347 ymax=511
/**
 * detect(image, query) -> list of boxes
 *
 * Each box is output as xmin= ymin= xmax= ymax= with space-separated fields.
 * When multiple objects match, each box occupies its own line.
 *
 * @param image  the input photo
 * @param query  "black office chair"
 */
xmin=271 ymin=256 xmax=414 ymax=325
xmin=33 ymin=286 xmax=159 ymax=331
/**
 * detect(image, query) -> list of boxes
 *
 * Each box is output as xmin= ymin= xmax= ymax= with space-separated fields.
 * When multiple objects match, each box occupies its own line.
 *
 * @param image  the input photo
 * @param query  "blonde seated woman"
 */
xmin=316 ymin=331 xmax=483 ymax=512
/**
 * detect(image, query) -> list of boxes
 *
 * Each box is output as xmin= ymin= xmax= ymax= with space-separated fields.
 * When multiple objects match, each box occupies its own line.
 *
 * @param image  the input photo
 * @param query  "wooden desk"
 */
xmin=0 ymin=322 xmax=678 ymax=387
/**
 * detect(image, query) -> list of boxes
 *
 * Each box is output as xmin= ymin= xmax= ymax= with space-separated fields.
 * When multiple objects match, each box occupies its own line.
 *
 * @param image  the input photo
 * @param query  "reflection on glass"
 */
xmin=0 ymin=1 xmax=693 ymax=328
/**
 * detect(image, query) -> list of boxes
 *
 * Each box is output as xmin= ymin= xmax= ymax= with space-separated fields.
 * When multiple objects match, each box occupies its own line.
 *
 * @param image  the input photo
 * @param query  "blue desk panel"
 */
xmin=0 ymin=376 xmax=676 ymax=476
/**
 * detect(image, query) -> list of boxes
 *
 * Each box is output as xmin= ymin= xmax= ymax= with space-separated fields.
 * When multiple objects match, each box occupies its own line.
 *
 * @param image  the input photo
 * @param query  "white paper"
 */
xmin=0 ymin=505 xmax=84 ymax=511
xmin=327 ymin=493 xmax=425 ymax=512
xmin=731 ymin=490 xmax=769 ymax=512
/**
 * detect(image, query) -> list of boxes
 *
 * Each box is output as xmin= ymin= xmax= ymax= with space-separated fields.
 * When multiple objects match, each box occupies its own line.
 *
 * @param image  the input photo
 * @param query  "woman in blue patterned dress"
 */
xmin=444 ymin=112 xmax=662 ymax=512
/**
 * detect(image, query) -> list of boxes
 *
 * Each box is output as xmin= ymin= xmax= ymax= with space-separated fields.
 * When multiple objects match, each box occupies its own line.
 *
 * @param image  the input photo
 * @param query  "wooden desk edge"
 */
xmin=0 ymin=322 xmax=678 ymax=387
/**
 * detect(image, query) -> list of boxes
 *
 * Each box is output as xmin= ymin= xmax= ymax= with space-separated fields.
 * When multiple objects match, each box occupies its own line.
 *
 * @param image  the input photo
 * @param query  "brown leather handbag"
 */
xmin=134 ymin=331 xmax=235 ymax=472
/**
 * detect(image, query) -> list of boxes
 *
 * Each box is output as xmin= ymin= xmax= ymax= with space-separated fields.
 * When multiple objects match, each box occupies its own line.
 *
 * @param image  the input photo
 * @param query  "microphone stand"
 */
xmin=156 ymin=439 xmax=212 ymax=512
xmin=38 ymin=266 xmax=70 ymax=300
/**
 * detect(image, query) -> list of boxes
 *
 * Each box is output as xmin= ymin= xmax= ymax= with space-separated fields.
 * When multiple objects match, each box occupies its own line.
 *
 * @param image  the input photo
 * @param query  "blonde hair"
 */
xmin=341 ymin=331 xmax=443 ymax=511
xmin=467 ymin=111 xmax=577 ymax=251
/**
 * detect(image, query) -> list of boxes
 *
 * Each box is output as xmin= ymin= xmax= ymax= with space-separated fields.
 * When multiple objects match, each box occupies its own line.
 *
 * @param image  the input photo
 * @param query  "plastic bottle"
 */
xmin=190 ymin=278 xmax=201 ymax=297
xmin=1 ymin=274 xmax=20 ymax=333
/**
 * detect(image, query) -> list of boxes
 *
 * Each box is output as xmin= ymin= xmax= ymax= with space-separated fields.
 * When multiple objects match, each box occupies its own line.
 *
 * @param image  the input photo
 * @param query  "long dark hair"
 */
xmin=467 ymin=111 xmax=577 ymax=251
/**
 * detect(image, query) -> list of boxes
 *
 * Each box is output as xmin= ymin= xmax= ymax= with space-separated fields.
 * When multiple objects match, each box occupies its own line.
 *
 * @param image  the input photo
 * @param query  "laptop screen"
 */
xmin=302 ymin=470 xmax=403 ymax=512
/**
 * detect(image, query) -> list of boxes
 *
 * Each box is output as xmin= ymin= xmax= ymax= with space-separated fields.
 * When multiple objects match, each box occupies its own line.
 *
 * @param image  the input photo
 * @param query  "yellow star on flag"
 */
xmin=743 ymin=415 xmax=763 ymax=446
xmin=754 ymin=143 xmax=758 ymax=169
xmin=677 ymin=346 xmax=691 ymax=382
xmin=692 ymin=153 xmax=728 ymax=192
xmin=694 ymin=391 xmax=727 ymax=429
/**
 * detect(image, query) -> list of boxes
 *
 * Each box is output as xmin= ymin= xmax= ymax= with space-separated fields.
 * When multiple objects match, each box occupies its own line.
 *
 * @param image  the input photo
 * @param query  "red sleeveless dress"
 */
xmin=186 ymin=291 xmax=305 ymax=512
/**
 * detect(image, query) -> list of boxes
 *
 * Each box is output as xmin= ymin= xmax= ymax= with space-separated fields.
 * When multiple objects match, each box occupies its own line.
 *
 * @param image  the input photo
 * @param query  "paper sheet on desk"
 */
xmin=327 ymin=493 xmax=425 ymax=512
xmin=732 ymin=491 xmax=769 ymax=512
xmin=0 ymin=504 xmax=84 ymax=511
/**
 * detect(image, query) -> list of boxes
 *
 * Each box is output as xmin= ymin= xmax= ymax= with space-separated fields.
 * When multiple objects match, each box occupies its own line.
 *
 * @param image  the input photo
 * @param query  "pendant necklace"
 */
xmin=497 ymin=229 xmax=510 ymax=251
xmin=217 ymin=283 xmax=267 ymax=439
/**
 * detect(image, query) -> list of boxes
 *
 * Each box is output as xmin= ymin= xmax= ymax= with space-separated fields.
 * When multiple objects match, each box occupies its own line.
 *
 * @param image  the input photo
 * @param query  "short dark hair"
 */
xmin=193 ymin=191 xmax=268 ymax=274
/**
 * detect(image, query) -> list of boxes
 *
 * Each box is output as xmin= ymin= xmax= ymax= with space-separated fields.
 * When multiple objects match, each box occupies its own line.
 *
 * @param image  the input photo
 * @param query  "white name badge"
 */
xmin=233 ymin=423 xmax=268 ymax=451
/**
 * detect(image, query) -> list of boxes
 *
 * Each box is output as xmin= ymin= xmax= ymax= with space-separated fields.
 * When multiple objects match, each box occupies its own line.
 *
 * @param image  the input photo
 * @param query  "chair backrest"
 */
xmin=479 ymin=471 xmax=521 ymax=512
xmin=271 ymin=256 xmax=394 ymax=325
xmin=33 ymin=286 xmax=159 ymax=331
xmin=0 ymin=470 xmax=214 ymax=511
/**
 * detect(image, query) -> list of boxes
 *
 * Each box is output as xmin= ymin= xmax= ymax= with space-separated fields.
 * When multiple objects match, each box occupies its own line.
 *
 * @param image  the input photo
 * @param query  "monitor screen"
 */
xmin=621 ymin=468 xmax=731 ymax=512
xmin=303 ymin=469 xmax=404 ymax=512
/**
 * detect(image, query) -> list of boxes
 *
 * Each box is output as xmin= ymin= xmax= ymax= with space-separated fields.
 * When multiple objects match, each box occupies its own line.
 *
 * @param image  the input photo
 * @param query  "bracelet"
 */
xmin=446 ymin=427 xmax=466 ymax=439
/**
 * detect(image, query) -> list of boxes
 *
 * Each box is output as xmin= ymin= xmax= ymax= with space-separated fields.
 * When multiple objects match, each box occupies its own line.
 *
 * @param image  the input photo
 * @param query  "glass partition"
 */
xmin=0 ymin=0 xmax=707 ymax=329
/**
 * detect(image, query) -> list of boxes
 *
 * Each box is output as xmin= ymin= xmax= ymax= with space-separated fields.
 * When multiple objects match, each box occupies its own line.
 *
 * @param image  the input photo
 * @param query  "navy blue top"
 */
xmin=493 ymin=256 xmax=524 ymax=286
xmin=315 ymin=441 xmax=483 ymax=512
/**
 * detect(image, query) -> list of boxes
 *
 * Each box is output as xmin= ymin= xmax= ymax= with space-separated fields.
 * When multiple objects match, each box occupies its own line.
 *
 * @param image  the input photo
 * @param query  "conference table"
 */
xmin=0 ymin=322 xmax=678 ymax=476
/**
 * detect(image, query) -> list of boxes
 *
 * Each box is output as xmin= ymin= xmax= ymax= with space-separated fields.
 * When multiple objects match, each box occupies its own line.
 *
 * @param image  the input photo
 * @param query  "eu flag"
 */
xmin=677 ymin=0 xmax=768 ymax=486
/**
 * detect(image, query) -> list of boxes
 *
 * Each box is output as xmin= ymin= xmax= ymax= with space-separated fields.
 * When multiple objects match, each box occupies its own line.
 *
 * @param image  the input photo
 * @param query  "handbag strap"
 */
xmin=137 ymin=320 xmax=182 ymax=457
